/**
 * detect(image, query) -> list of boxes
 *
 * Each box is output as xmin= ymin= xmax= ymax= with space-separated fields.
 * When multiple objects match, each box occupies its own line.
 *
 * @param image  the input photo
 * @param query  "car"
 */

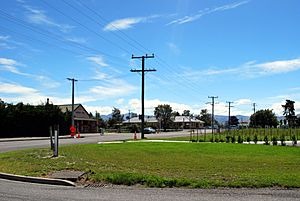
xmin=144 ymin=127 xmax=156 ymax=134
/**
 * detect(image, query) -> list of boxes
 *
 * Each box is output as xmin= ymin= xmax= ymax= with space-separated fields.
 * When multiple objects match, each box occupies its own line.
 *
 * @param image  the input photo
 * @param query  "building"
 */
xmin=173 ymin=116 xmax=204 ymax=129
xmin=123 ymin=115 xmax=204 ymax=129
xmin=58 ymin=104 xmax=97 ymax=133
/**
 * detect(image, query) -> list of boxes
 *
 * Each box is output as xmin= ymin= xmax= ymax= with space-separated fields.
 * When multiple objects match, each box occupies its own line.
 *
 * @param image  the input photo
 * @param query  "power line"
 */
xmin=131 ymin=54 xmax=156 ymax=139
xmin=41 ymin=0 xmax=131 ymax=55
xmin=0 ymin=9 xmax=127 ymax=65
xmin=71 ymin=1 xmax=210 ymax=96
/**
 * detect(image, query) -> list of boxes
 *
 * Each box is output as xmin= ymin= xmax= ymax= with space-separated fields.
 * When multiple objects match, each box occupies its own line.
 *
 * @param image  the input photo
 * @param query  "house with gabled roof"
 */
xmin=58 ymin=104 xmax=97 ymax=133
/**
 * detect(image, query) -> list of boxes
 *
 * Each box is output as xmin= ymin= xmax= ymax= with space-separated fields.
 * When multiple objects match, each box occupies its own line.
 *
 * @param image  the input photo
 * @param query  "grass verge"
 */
xmin=0 ymin=142 xmax=299 ymax=188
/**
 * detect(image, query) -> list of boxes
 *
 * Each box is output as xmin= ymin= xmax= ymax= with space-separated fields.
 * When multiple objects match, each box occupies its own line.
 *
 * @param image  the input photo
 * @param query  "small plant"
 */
xmin=237 ymin=135 xmax=243 ymax=144
xmin=231 ymin=136 xmax=236 ymax=143
xmin=225 ymin=136 xmax=231 ymax=143
xmin=253 ymin=135 xmax=258 ymax=144
xmin=215 ymin=138 xmax=220 ymax=143
xmin=280 ymin=135 xmax=286 ymax=146
xmin=246 ymin=136 xmax=251 ymax=144
xmin=291 ymin=135 xmax=297 ymax=146
xmin=264 ymin=136 xmax=269 ymax=145
xmin=271 ymin=136 xmax=278 ymax=146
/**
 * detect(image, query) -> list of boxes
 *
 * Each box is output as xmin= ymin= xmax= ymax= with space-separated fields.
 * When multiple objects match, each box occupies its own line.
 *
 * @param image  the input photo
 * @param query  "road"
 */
xmin=0 ymin=131 xmax=192 ymax=153
xmin=1 ymin=179 xmax=299 ymax=201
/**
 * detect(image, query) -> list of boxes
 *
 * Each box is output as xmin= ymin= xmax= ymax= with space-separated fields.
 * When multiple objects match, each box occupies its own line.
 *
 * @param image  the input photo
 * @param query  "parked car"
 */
xmin=144 ymin=127 xmax=156 ymax=134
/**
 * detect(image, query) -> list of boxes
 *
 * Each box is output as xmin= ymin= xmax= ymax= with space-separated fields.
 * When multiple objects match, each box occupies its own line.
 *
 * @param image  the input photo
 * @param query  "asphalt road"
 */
xmin=0 ymin=131 xmax=192 ymax=153
xmin=1 ymin=179 xmax=299 ymax=201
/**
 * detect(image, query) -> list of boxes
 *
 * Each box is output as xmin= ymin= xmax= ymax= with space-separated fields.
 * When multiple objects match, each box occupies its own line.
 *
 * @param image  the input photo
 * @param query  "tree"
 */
xmin=282 ymin=99 xmax=296 ymax=127
xmin=107 ymin=107 xmax=123 ymax=128
xmin=249 ymin=109 xmax=278 ymax=128
xmin=229 ymin=116 xmax=239 ymax=126
xmin=182 ymin=110 xmax=191 ymax=117
xmin=198 ymin=109 xmax=211 ymax=127
xmin=154 ymin=104 xmax=173 ymax=131
xmin=171 ymin=111 xmax=180 ymax=117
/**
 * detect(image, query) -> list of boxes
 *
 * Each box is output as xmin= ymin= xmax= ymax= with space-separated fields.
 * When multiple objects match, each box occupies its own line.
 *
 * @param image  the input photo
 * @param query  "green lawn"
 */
xmin=0 ymin=142 xmax=299 ymax=188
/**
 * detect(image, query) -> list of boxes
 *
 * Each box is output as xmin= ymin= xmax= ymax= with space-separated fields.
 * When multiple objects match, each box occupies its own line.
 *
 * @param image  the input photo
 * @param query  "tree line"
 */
xmin=0 ymin=99 xmax=71 ymax=138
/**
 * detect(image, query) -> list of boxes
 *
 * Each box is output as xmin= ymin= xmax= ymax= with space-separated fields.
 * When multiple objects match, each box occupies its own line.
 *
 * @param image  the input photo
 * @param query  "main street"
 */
xmin=0 ymin=131 xmax=193 ymax=153
xmin=1 ymin=178 xmax=299 ymax=201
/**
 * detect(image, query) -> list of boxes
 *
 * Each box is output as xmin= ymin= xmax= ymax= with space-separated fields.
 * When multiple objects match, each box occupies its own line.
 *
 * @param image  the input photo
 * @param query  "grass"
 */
xmin=165 ymin=128 xmax=300 ymax=143
xmin=0 ymin=142 xmax=299 ymax=188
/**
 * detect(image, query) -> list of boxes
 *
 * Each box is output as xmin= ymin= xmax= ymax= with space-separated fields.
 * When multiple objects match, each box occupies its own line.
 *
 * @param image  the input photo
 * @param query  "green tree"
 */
xmin=230 ymin=116 xmax=239 ymax=126
xmin=282 ymin=99 xmax=296 ymax=127
xmin=154 ymin=104 xmax=173 ymax=131
xmin=249 ymin=109 xmax=278 ymax=128
xmin=171 ymin=111 xmax=180 ymax=117
xmin=182 ymin=110 xmax=191 ymax=117
xmin=108 ymin=107 xmax=123 ymax=128
xmin=198 ymin=109 xmax=211 ymax=127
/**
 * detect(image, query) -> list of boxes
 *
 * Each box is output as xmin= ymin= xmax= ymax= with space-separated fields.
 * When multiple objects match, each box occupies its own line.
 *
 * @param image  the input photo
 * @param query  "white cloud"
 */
xmin=167 ymin=42 xmax=180 ymax=55
xmin=103 ymin=15 xmax=159 ymax=31
xmin=128 ymin=98 xmax=199 ymax=115
xmin=24 ymin=6 xmax=73 ymax=32
xmin=0 ymin=57 xmax=60 ymax=89
xmin=87 ymin=55 xmax=109 ymax=67
xmin=167 ymin=1 xmax=249 ymax=25
xmin=0 ymin=58 xmax=18 ymax=66
xmin=65 ymin=37 xmax=87 ymax=44
xmin=235 ymin=99 xmax=252 ymax=105
xmin=184 ymin=57 xmax=300 ymax=82
xmin=84 ymin=105 xmax=113 ymax=116
xmin=0 ymin=83 xmax=38 ymax=94
xmin=89 ymin=80 xmax=136 ymax=98
xmin=257 ymin=58 xmax=300 ymax=74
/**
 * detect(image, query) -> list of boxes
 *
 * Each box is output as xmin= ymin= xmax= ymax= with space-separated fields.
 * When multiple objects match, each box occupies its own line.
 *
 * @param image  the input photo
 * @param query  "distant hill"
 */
xmin=214 ymin=115 xmax=250 ymax=125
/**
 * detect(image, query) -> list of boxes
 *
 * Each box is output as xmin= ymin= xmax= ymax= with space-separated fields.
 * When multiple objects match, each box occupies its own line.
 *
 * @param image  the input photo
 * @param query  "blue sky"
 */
xmin=1 ymin=0 xmax=300 ymax=117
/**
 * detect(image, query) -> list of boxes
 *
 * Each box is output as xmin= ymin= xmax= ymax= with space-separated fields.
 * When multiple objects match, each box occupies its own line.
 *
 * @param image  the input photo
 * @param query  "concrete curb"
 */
xmin=0 ymin=172 xmax=75 ymax=187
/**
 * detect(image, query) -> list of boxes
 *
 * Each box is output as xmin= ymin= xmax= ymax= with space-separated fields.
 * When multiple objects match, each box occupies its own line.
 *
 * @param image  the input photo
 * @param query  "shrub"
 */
xmin=231 ymin=136 xmax=236 ymax=143
xmin=264 ymin=136 xmax=269 ymax=145
xmin=246 ymin=136 xmax=251 ymax=143
xmin=237 ymin=135 xmax=243 ymax=144
xmin=225 ymin=136 xmax=231 ymax=143
xmin=253 ymin=135 xmax=258 ymax=144
xmin=280 ymin=135 xmax=286 ymax=146
xmin=271 ymin=136 xmax=278 ymax=146
xmin=291 ymin=135 xmax=297 ymax=146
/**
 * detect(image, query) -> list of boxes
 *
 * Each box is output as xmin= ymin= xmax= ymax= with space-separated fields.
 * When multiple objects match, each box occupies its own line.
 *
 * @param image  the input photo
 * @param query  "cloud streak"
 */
xmin=0 ymin=57 xmax=60 ymax=89
xmin=87 ymin=55 xmax=109 ymax=67
xmin=167 ymin=1 xmax=249 ymax=25
xmin=184 ymin=57 xmax=300 ymax=81
xmin=24 ymin=5 xmax=73 ymax=32
xmin=103 ymin=15 xmax=160 ymax=31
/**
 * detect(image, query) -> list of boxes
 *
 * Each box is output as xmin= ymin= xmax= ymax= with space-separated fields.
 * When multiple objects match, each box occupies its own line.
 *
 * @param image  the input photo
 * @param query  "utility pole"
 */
xmin=208 ymin=96 xmax=218 ymax=138
xmin=131 ymin=54 xmax=156 ymax=139
xmin=253 ymin=103 xmax=257 ymax=128
xmin=226 ymin=101 xmax=234 ymax=131
xmin=67 ymin=78 xmax=78 ymax=128
xmin=253 ymin=103 xmax=257 ymax=114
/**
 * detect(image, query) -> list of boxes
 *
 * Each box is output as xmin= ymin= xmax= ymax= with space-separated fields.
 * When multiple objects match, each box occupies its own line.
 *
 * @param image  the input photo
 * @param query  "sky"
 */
xmin=1 ymin=0 xmax=300 ymax=117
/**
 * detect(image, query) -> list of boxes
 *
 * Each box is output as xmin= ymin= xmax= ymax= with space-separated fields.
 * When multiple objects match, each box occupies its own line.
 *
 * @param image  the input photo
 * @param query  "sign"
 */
xmin=70 ymin=126 xmax=76 ymax=136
